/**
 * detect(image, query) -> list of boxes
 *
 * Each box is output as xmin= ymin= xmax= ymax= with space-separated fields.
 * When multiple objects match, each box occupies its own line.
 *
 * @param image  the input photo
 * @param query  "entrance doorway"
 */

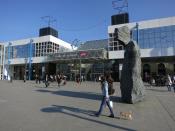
xmin=143 ymin=64 xmax=151 ymax=82
xmin=158 ymin=63 xmax=166 ymax=76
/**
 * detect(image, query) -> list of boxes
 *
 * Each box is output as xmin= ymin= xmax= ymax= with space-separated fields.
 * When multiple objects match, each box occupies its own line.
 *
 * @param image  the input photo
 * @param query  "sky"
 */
xmin=0 ymin=0 xmax=175 ymax=44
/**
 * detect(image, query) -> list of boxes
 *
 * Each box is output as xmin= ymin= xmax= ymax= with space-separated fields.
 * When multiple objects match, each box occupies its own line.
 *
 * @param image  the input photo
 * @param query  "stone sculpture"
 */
xmin=115 ymin=26 xmax=145 ymax=103
xmin=120 ymin=40 xmax=145 ymax=103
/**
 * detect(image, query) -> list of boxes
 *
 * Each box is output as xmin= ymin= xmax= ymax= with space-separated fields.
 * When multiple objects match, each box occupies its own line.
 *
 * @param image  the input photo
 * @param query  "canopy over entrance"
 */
xmin=47 ymin=48 xmax=107 ymax=63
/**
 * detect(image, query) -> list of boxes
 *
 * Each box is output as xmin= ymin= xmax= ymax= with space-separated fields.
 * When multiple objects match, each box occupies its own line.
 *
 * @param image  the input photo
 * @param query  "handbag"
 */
xmin=109 ymin=101 xmax=113 ymax=108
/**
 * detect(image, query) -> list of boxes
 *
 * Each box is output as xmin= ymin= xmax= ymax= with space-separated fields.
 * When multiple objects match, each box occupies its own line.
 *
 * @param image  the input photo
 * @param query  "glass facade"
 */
xmin=35 ymin=42 xmax=59 ymax=57
xmin=108 ymin=33 xmax=124 ymax=51
xmin=0 ymin=46 xmax=2 ymax=65
xmin=132 ymin=25 xmax=175 ymax=49
xmin=5 ymin=43 xmax=35 ymax=59
xmin=5 ymin=42 xmax=61 ymax=59
xmin=109 ymin=24 xmax=175 ymax=51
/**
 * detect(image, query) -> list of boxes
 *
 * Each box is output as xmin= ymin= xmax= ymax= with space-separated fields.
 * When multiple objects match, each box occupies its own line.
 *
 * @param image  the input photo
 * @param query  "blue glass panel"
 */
xmin=154 ymin=27 xmax=160 ymax=33
xmin=150 ymin=38 xmax=155 ymax=47
xmin=144 ymin=33 xmax=149 ymax=39
xmin=10 ymin=44 xmax=33 ymax=58
xmin=144 ymin=39 xmax=149 ymax=48
xmin=164 ymin=26 xmax=168 ymax=32
xmin=161 ymin=27 xmax=166 ymax=32
xmin=144 ymin=28 xmax=149 ymax=32
xmin=149 ymin=32 xmax=154 ymax=38
xmin=172 ymin=25 xmax=175 ymax=31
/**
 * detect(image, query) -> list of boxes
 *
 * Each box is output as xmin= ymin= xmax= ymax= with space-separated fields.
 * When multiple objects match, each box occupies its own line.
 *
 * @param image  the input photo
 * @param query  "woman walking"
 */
xmin=95 ymin=74 xmax=115 ymax=118
xmin=167 ymin=74 xmax=172 ymax=91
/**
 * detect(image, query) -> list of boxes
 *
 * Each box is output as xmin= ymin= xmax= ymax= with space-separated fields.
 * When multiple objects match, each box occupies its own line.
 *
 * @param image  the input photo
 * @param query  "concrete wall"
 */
xmin=108 ymin=47 xmax=175 ymax=59
xmin=108 ymin=16 xmax=175 ymax=33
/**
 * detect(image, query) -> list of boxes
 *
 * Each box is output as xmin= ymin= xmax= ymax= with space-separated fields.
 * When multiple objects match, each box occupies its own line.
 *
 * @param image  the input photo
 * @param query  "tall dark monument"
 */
xmin=120 ymin=40 xmax=145 ymax=103
xmin=114 ymin=26 xmax=145 ymax=104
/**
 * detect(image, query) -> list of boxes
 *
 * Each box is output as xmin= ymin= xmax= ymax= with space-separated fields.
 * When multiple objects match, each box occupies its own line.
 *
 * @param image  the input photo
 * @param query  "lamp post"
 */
xmin=24 ymin=58 xmax=27 ymax=82
xmin=8 ymin=42 xmax=12 ymax=81
xmin=79 ymin=58 xmax=81 ymax=82
xmin=136 ymin=23 xmax=139 ymax=44
xmin=28 ymin=39 xmax=33 ymax=80
xmin=131 ymin=23 xmax=139 ymax=44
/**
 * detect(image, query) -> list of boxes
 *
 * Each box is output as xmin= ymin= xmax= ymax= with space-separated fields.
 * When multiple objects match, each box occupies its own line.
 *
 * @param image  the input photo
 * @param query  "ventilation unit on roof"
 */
xmin=39 ymin=27 xmax=58 ymax=38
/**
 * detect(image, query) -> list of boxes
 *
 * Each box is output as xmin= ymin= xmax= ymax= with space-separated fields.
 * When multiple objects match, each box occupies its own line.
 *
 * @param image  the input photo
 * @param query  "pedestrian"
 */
xmin=45 ymin=74 xmax=49 ymax=87
xmin=50 ymin=75 xmax=54 ymax=82
xmin=56 ymin=74 xmax=61 ymax=88
xmin=23 ymin=75 xmax=26 ymax=83
xmin=106 ymin=73 xmax=115 ymax=96
xmin=172 ymin=74 xmax=175 ymax=93
xmin=10 ymin=75 xmax=13 ymax=83
xmin=38 ymin=74 xmax=41 ymax=84
xmin=81 ymin=75 xmax=83 ymax=82
xmin=98 ymin=75 xmax=102 ymax=82
xmin=76 ymin=74 xmax=80 ymax=85
xmin=62 ymin=75 xmax=67 ymax=85
xmin=95 ymin=74 xmax=115 ymax=118
xmin=35 ymin=74 xmax=38 ymax=84
xmin=166 ymin=74 xmax=172 ymax=91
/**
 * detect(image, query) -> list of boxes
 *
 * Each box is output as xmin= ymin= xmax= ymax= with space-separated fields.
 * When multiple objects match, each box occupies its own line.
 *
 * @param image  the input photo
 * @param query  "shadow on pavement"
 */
xmin=146 ymin=88 xmax=168 ymax=93
xmin=36 ymin=89 xmax=121 ymax=102
xmin=41 ymin=105 xmax=136 ymax=131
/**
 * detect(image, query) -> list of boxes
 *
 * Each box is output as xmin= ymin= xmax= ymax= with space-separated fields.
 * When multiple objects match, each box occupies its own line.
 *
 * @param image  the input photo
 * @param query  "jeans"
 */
xmin=173 ymin=84 xmax=175 ymax=92
xmin=96 ymin=96 xmax=114 ymax=116
xmin=167 ymin=85 xmax=171 ymax=91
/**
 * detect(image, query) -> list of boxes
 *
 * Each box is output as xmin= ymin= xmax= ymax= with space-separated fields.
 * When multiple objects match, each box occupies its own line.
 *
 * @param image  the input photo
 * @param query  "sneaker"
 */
xmin=108 ymin=114 xmax=114 ymax=118
xmin=94 ymin=113 xmax=100 ymax=117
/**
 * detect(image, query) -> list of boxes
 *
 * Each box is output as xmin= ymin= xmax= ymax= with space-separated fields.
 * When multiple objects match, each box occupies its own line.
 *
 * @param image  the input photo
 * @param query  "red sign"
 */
xmin=79 ymin=51 xmax=88 ymax=57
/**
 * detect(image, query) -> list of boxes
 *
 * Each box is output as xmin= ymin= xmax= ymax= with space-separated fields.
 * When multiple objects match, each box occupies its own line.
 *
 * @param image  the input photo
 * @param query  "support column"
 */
xmin=28 ymin=39 xmax=33 ymax=80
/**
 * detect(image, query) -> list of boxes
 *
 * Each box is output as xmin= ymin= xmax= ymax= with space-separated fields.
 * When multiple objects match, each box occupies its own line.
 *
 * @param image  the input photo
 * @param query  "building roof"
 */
xmin=77 ymin=39 xmax=108 ymax=51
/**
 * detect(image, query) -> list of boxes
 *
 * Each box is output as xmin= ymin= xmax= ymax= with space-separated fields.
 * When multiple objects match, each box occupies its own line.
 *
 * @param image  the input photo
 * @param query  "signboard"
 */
xmin=48 ymin=49 xmax=107 ymax=61
xmin=79 ymin=51 xmax=88 ymax=57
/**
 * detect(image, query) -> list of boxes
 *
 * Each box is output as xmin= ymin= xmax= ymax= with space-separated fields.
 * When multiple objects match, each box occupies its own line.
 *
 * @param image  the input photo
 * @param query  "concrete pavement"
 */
xmin=0 ymin=80 xmax=174 ymax=131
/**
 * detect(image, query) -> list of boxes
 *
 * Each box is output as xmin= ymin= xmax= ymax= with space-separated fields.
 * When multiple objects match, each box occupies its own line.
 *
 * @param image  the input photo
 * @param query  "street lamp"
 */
xmin=131 ymin=23 xmax=139 ymax=44
xmin=28 ymin=39 xmax=33 ymax=80
xmin=136 ymin=23 xmax=139 ymax=44
xmin=24 ymin=58 xmax=28 ymax=82
xmin=8 ymin=42 xmax=12 ymax=81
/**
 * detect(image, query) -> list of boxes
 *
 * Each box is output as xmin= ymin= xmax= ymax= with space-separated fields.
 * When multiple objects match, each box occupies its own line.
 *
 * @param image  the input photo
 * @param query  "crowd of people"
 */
xmin=166 ymin=74 xmax=175 ymax=92
xmin=34 ymin=73 xmax=67 ymax=88
xmin=144 ymin=72 xmax=175 ymax=92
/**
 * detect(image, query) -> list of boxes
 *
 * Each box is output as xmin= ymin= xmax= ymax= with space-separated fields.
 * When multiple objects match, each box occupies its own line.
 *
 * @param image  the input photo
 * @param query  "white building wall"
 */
xmin=6 ymin=56 xmax=48 ymax=65
xmin=0 ymin=44 xmax=4 ymax=79
xmin=108 ymin=16 xmax=175 ymax=33
xmin=108 ymin=16 xmax=175 ymax=60
xmin=1 ymin=35 xmax=73 ymax=79
xmin=3 ymin=35 xmax=53 ymax=46
xmin=108 ymin=47 xmax=175 ymax=59
xmin=2 ymin=35 xmax=73 ymax=65
xmin=50 ymin=35 xmax=72 ymax=50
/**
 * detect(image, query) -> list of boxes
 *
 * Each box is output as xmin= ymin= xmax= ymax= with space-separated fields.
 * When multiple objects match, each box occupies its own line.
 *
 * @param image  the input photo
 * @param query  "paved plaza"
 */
xmin=0 ymin=80 xmax=175 ymax=131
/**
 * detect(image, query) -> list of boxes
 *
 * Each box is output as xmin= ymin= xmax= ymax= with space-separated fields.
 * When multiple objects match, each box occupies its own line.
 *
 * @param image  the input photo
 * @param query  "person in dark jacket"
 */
xmin=45 ymin=74 xmax=49 ymax=87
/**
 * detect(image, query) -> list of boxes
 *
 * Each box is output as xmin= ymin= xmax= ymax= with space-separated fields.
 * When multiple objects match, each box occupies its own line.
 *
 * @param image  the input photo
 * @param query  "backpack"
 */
xmin=108 ymin=81 xmax=115 ymax=95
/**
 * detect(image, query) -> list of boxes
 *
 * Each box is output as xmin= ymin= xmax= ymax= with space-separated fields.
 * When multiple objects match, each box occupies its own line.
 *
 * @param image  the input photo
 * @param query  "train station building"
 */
xmin=0 ymin=15 xmax=175 ymax=81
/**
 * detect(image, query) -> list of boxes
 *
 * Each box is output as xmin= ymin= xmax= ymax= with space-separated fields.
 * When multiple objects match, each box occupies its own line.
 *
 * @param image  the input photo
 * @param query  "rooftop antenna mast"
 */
xmin=112 ymin=0 xmax=128 ymax=14
xmin=41 ymin=16 xmax=57 ymax=27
